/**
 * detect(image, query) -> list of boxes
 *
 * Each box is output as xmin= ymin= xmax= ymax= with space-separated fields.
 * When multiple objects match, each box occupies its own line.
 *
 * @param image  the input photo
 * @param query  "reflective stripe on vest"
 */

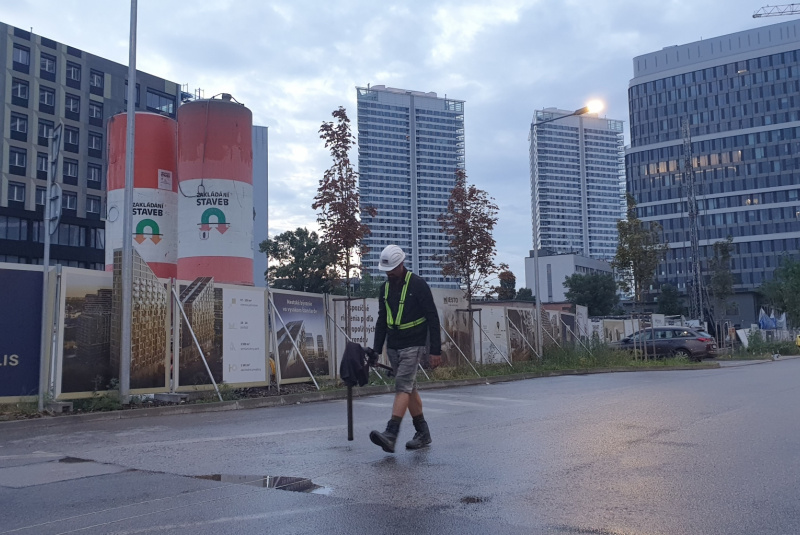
xmin=385 ymin=271 xmax=427 ymax=330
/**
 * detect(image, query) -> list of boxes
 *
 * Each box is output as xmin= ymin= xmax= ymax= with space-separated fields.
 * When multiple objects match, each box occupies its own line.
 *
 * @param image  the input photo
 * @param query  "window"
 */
xmin=37 ymin=119 xmax=54 ymax=145
xmin=86 ymin=195 xmax=101 ymax=214
xmin=124 ymin=80 xmax=140 ymax=105
xmin=8 ymin=182 xmax=25 ymax=203
xmin=62 ymin=192 xmax=77 ymax=211
xmin=40 ymin=53 xmax=56 ymax=73
xmin=88 ymin=132 xmax=103 ymax=150
xmin=89 ymin=69 xmax=104 ymax=96
xmin=12 ymin=79 xmax=29 ymax=99
xmin=63 ymin=158 xmax=79 ymax=180
xmin=146 ymin=89 xmax=175 ymax=115
xmin=88 ymin=228 xmax=105 ymax=250
xmin=36 ymin=187 xmax=46 ymax=206
xmin=89 ymin=101 xmax=103 ymax=119
xmin=0 ymin=216 xmax=28 ymax=241
xmin=39 ymin=86 xmax=55 ymax=106
xmin=12 ymin=44 xmax=30 ymax=66
xmin=66 ymin=62 xmax=81 ymax=81
xmin=37 ymin=153 xmax=48 ymax=172
xmin=66 ymin=94 xmax=80 ymax=113
xmin=87 ymin=163 xmax=102 ymax=184
xmin=9 ymin=147 xmax=27 ymax=170
xmin=64 ymin=126 xmax=79 ymax=150
xmin=90 ymin=70 xmax=104 ymax=88
xmin=10 ymin=113 xmax=28 ymax=134
xmin=65 ymin=94 xmax=80 ymax=119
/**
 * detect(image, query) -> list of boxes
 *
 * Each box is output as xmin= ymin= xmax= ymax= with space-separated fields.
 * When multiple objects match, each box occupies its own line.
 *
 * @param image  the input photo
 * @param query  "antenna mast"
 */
xmin=682 ymin=118 xmax=704 ymax=324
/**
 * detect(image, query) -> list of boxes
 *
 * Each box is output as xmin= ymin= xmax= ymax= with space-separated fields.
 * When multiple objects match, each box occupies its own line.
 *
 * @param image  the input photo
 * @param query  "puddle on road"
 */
xmin=195 ymin=474 xmax=329 ymax=494
xmin=59 ymin=457 xmax=91 ymax=464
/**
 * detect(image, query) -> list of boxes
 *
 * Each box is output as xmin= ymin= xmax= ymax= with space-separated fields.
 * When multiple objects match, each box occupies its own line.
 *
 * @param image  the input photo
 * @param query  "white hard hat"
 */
xmin=378 ymin=245 xmax=405 ymax=271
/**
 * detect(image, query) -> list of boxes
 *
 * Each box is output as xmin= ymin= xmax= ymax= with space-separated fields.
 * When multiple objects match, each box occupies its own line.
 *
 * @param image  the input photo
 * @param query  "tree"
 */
xmin=657 ymin=283 xmax=686 ymax=316
xmin=496 ymin=270 xmax=516 ymax=300
xmin=760 ymin=258 xmax=800 ymax=327
xmin=437 ymin=169 xmax=506 ymax=306
xmin=312 ymin=107 xmax=376 ymax=297
xmin=515 ymin=287 xmax=536 ymax=302
xmin=259 ymin=227 xmax=335 ymax=293
xmin=563 ymin=272 xmax=619 ymax=316
xmin=612 ymin=193 xmax=668 ymax=308
xmin=353 ymin=271 xmax=382 ymax=298
xmin=708 ymin=236 xmax=734 ymax=319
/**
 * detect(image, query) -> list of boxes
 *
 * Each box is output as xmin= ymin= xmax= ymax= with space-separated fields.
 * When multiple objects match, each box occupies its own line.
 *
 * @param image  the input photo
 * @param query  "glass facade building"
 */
xmin=0 ymin=21 xmax=183 ymax=269
xmin=529 ymin=109 xmax=625 ymax=260
xmin=626 ymin=19 xmax=800 ymax=324
xmin=356 ymin=85 xmax=465 ymax=288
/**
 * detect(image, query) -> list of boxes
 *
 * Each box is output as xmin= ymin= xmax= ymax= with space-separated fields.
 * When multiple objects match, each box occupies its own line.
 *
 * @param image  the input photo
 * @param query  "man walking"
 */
xmin=369 ymin=244 xmax=441 ymax=453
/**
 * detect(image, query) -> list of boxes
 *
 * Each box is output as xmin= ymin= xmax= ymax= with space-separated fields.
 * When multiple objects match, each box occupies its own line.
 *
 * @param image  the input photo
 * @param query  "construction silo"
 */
xmin=106 ymin=112 xmax=178 ymax=279
xmin=176 ymin=95 xmax=254 ymax=285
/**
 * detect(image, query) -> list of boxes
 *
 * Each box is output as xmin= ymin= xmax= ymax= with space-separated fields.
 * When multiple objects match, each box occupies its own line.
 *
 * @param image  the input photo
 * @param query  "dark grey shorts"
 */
xmin=387 ymin=346 xmax=425 ymax=393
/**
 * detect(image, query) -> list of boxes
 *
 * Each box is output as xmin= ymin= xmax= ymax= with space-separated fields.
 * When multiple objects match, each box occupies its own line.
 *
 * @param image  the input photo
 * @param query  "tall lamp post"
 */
xmin=530 ymin=100 xmax=603 ymax=357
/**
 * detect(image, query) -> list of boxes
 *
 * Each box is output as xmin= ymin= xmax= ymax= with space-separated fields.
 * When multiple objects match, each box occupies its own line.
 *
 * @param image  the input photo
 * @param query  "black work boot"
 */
xmin=406 ymin=418 xmax=432 ymax=450
xmin=370 ymin=418 xmax=400 ymax=453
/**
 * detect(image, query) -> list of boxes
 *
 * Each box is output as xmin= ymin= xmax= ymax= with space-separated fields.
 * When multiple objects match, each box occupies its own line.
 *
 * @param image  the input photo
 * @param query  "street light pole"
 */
xmin=530 ymin=101 xmax=603 ymax=358
xmin=120 ymin=0 xmax=138 ymax=404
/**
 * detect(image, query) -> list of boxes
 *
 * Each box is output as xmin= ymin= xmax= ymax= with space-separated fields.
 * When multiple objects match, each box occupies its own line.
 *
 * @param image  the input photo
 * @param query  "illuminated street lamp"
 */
xmin=530 ymin=101 xmax=604 ymax=357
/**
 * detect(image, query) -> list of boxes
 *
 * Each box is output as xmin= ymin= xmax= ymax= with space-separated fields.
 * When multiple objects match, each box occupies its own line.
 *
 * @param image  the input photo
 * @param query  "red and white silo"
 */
xmin=177 ymin=95 xmax=254 ymax=285
xmin=106 ymin=112 xmax=178 ymax=279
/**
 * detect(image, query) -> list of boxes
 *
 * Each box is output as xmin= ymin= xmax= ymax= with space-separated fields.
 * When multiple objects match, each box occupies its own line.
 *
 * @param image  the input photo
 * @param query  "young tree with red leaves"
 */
xmin=313 ymin=107 xmax=376 ymax=296
xmin=496 ymin=270 xmax=517 ymax=300
xmin=438 ymin=169 xmax=507 ymax=308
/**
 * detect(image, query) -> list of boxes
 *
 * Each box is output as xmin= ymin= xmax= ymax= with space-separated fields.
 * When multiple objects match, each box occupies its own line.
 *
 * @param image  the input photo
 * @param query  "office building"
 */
xmin=0 ymin=22 xmax=182 ymax=269
xmin=529 ymin=108 xmax=625 ymax=261
xmin=524 ymin=250 xmax=613 ymax=303
xmin=356 ymin=85 xmax=465 ymax=288
xmin=626 ymin=19 xmax=800 ymax=325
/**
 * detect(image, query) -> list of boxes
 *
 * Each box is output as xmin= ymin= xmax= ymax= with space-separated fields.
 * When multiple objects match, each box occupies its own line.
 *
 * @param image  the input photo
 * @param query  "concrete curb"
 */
xmin=1 ymin=362 xmax=725 ymax=430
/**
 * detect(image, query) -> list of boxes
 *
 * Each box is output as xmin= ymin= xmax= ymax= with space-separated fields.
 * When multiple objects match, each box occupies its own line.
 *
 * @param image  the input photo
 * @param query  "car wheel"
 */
xmin=673 ymin=348 xmax=693 ymax=360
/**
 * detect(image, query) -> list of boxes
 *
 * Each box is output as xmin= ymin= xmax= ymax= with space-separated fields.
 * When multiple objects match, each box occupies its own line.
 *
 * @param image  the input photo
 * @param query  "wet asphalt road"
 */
xmin=1 ymin=359 xmax=799 ymax=535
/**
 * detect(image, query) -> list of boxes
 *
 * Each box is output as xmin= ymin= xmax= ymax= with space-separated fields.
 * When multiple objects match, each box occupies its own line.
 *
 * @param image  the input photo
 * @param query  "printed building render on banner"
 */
xmin=430 ymin=289 xmax=470 ymax=365
xmin=507 ymin=308 xmax=536 ymax=361
xmin=110 ymin=251 xmax=169 ymax=391
xmin=0 ymin=266 xmax=42 ymax=397
xmin=271 ymin=290 xmax=329 ymax=383
xmin=178 ymin=277 xmax=223 ymax=387
xmin=177 ymin=278 xmax=268 ymax=388
xmin=543 ymin=309 xmax=561 ymax=348
xmin=222 ymin=287 xmax=267 ymax=383
xmin=61 ymin=268 xmax=115 ymax=394
xmin=575 ymin=305 xmax=590 ymax=339
xmin=589 ymin=318 xmax=604 ymax=341
xmin=477 ymin=307 xmax=508 ymax=364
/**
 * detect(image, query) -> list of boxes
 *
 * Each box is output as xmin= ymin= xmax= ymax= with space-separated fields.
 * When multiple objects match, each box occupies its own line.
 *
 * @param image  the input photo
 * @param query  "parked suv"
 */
xmin=610 ymin=327 xmax=718 ymax=361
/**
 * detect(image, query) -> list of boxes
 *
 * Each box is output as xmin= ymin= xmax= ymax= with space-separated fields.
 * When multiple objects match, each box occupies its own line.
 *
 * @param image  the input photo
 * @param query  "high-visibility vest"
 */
xmin=385 ymin=271 xmax=427 ymax=330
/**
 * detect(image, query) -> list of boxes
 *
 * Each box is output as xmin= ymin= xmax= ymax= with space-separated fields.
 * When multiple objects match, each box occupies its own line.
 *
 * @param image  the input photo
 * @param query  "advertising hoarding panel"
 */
xmin=0 ymin=267 xmax=42 ymax=398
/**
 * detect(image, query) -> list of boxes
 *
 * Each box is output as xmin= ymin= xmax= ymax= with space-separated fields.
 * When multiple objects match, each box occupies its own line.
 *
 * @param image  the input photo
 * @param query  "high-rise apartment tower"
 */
xmin=529 ymin=108 xmax=625 ymax=260
xmin=356 ymin=85 xmax=465 ymax=288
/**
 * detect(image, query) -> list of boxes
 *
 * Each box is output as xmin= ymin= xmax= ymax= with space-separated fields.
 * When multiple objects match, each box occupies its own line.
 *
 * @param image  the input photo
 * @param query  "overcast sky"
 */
xmin=5 ymin=1 xmax=785 ymax=287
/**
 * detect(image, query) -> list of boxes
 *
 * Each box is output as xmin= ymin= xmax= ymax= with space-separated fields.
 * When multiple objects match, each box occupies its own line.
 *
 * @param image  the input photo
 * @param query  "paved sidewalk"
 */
xmin=716 ymin=354 xmax=800 ymax=367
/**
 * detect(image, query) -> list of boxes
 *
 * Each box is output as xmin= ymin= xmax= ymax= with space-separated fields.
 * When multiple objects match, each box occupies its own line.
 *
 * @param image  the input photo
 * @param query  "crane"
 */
xmin=753 ymin=4 xmax=800 ymax=17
